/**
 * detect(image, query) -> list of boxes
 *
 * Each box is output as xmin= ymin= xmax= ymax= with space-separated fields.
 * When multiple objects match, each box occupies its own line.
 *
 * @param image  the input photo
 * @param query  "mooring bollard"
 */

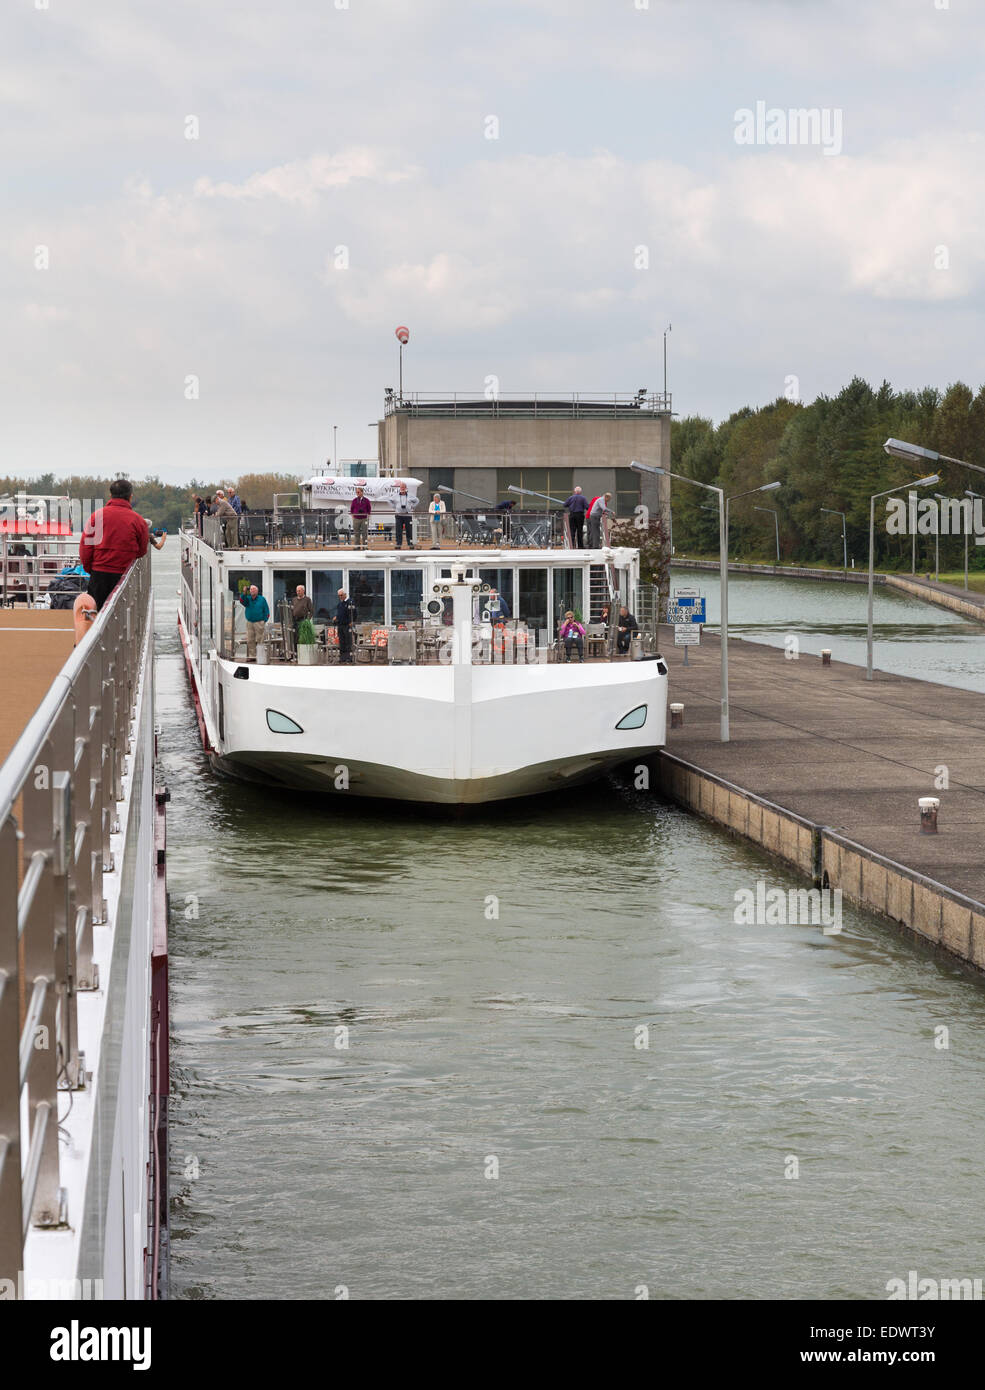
xmin=821 ymin=649 xmax=831 ymax=666
xmin=919 ymin=797 xmax=940 ymax=834
xmin=670 ymin=702 xmax=684 ymax=729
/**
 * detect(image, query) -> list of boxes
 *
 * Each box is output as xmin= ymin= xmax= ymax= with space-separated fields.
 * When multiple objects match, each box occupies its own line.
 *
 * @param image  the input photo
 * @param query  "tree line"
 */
xmin=0 ymin=472 xmax=302 ymax=535
xmin=670 ymin=377 xmax=985 ymax=572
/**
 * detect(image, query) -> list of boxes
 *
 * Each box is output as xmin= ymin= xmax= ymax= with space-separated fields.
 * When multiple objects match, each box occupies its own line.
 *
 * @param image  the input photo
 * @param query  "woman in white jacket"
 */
xmin=428 ymin=492 xmax=446 ymax=549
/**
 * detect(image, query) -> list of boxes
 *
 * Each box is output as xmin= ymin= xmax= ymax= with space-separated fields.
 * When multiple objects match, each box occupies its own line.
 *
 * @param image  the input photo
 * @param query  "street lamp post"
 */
xmin=820 ymin=507 xmax=847 ymax=574
xmin=964 ymin=490 xmax=981 ymax=591
xmin=884 ymin=439 xmax=985 ymax=577
xmin=436 ymin=483 xmax=497 ymax=507
xmin=933 ymin=494 xmax=949 ymax=582
xmin=867 ymin=474 xmax=940 ymax=680
xmin=333 ymin=425 xmax=338 ymax=471
xmin=753 ymin=506 xmax=779 ymax=563
xmin=631 ymin=461 xmax=780 ymax=742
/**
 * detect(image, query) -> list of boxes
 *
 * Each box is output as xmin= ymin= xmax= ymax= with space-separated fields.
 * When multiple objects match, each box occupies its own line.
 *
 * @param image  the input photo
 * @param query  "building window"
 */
xmin=427 ymin=468 xmax=455 ymax=502
xmin=496 ymin=470 xmax=573 ymax=509
xmin=615 ymin=468 xmax=641 ymax=521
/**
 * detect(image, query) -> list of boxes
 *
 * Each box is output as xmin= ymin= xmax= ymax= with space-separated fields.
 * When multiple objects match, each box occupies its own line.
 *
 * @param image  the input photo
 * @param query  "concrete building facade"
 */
xmin=377 ymin=392 xmax=671 ymax=525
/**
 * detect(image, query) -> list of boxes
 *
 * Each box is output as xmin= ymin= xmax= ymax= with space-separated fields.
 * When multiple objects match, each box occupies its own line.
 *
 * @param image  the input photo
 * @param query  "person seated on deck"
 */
xmin=616 ymin=605 xmax=639 ymax=654
xmin=559 ymin=611 xmax=586 ymax=662
xmin=350 ymin=485 xmax=371 ymax=548
xmin=238 ymin=584 xmax=270 ymax=660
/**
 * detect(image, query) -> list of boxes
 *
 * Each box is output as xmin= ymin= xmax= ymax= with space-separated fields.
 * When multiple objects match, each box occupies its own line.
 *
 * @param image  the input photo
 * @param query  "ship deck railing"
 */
xmin=1 ymin=537 xmax=85 ymax=608
xmin=0 ymin=554 xmax=151 ymax=1284
xmin=190 ymin=510 xmax=621 ymax=552
xmin=217 ymin=611 xmax=660 ymax=667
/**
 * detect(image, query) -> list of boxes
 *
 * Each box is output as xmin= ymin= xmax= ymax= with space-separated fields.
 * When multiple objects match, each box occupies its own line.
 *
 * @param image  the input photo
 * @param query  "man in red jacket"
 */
xmin=79 ymin=479 xmax=150 ymax=610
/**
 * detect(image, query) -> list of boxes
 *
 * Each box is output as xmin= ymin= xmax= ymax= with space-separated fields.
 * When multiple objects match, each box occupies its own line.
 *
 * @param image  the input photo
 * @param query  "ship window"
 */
xmin=312 ymin=569 xmax=344 ymax=623
xmin=391 ymin=568 xmax=423 ymax=623
xmin=349 ymin=569 xmax=385 ymax=624
xmin=273 ymin=569 xmax=306 ymax=615
xmin=518 ymin=568 xmax=548 ymax=634
xmin=615 ymin=704 xmax=647 ymax=730
xmin=266 ymin=709 xmax=304 ymax=734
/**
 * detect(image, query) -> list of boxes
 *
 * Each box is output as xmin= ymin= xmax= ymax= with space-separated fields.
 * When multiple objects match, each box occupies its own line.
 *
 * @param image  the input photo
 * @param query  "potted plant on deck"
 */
xmin=296 ymin=617 xmax=319 ymax=665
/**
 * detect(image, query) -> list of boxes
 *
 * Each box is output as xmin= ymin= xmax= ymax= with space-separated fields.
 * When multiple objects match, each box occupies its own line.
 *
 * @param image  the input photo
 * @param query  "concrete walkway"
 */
xmin=660 ymin=627 xmax=985 ymax=905
xmin=891 ymin=572 xmax=985 ymax=612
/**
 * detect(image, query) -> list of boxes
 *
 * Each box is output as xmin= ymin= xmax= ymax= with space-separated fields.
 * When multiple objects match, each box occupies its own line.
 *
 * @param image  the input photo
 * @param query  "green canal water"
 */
xmin=153 ymin=547 xmax=985 ymax=1299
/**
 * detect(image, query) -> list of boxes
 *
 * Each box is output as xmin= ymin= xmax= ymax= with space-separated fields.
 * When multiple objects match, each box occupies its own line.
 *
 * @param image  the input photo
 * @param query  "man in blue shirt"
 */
xmin=565 ymin=486 xmax=590 ymax=548
xmin=486 ymin=588 xmax=510 ymax=622
xmin=239 ymin=584 xmax=270 ymax=660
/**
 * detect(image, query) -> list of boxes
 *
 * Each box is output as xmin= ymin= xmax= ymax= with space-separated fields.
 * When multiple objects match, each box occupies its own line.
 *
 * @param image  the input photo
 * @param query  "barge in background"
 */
xmin=178 ymin=506 xmax=668 ymax=805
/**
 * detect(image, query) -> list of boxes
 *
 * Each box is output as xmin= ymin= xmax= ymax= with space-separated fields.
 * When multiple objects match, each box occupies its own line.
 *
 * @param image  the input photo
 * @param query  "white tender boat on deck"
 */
xmin=178 ymin=511 xmax=667 ymax=805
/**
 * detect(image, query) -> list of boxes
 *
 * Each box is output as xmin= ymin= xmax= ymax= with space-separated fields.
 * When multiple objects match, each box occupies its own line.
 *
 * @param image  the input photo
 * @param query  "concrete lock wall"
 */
xmin=379 ymin=412 xmax=670 ymax=520
xmin=656 ymin=752 xmax=985 ymax=975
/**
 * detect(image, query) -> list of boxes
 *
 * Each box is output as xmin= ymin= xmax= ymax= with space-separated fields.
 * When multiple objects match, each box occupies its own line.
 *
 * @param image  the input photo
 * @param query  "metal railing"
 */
xmin=1 ymin=537 xmax=84 ymax=608
xmin=0 ymin=554 xmax=151 ymax=1281
xmin=383 ymin=391 xmax=673 ymax=418
xmin=192 ymin=509 xmax=568 ymax=551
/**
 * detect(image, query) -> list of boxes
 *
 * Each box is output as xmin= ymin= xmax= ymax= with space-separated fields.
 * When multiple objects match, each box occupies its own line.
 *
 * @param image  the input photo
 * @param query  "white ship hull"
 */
xmin=178 ymin=533 xmax=667 ymax=806
xmin=188 ymin=640 xmax=665 ymax=803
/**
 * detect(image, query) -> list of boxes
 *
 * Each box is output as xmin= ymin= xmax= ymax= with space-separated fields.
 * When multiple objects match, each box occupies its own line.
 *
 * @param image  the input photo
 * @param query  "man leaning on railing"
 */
xmin=79 ymin=479 xmax=149 ymax=611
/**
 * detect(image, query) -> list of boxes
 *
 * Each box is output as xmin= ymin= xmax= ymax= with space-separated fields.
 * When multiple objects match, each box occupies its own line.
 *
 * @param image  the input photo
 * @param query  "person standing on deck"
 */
xmin=239 ymin=584 xmax=270 ymax=660
xmin=350 ymin=485 xmax=371 ymax=548
xmin=227 ymin=488 xmax=243 ymax=516
xmin=214 ymin=490 xmax=239 ymax=547
xmin=291 ymin=584 xmax=313 ymax=638
xmin=394 ymin=483 xmax=415 ymax=549
xmin=428 ymin=492 xmax=446 ymax=549
xmin=335 ymin=588 xmax=356 ymax=664
xmin=565 ymin=486 xmax=590 ymax=548
xmin=79 ymin=479 xmax=150 ymax=610
xmin=587 ymin=493 xmax=613 ymax=548
xmin=486 ymin=588 xmax=510 ymax=622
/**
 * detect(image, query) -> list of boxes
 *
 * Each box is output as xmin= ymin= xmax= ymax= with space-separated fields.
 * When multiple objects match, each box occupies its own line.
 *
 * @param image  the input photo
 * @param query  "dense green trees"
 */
xmin=0 ymin=472 xmax=300 ymax=534
xmin=670 ymin=378 xmax=985 ymax=572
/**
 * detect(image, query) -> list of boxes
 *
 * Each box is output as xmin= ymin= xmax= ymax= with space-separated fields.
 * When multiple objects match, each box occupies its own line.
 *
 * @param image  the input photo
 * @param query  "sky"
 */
xmin=2 ymin=0 xmax=984 ymax=483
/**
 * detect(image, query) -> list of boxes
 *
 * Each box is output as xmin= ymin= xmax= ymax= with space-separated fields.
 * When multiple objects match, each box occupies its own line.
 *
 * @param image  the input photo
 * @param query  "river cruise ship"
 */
xmin=178 ymin=493 xmax=668 ymax=805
